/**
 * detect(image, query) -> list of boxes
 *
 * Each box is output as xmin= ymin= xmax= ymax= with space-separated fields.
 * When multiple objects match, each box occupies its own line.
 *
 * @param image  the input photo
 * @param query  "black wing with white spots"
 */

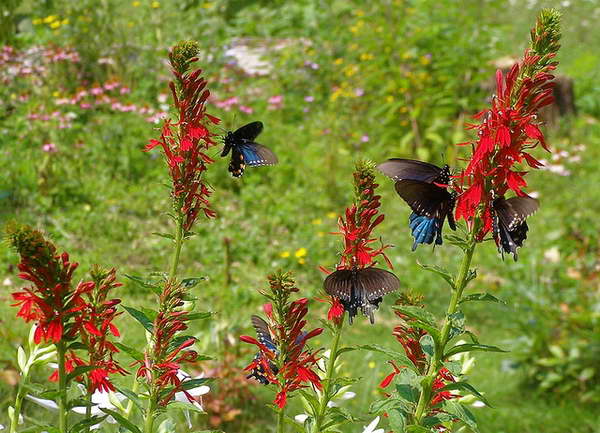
xmin=492 ymin=196 xmax=539 ymax=261
xmin=377 ymin=158 xmax=450 ymax=184
xmin=246 ymin=315 xmax=278 ymax=385
xmin=222 ymin=121 xmax=277 ymax=178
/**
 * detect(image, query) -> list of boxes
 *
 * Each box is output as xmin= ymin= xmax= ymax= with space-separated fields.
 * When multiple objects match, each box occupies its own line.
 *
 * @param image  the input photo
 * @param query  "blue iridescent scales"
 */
xmin=377 ymin=159 xmax=456 ymax=250
xmin=221 ymin=121 xmax=278 ymax=178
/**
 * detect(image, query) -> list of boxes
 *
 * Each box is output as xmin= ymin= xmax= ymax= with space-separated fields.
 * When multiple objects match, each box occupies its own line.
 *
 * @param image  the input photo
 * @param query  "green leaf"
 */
xmin=284 ymin=416 xmax=307 ymax=433
xmin=167 ymin=401 xmax=205 ymax=413
xmin=67 ymin=342 xmax=87 ymax=351
xmin=387 ymin=408 xmax=407 ymax=432
xmin=168 ymin=335 xmax=197 ymax=351
xmin=392 ymin=305 xmax=436 ymax=326
xmin=445 ymin=234 xmax=470 ymax=252
xmin=152 ymin=232 xmax=175 ymax=240
xmin=417 ymin=262 xmax=455 ymax=289
xmin=465 ymin=269 xmax=477 ymax=287
xmin=69 ymin=415 xmax=108 ymax=433
xmin=100 ymin=408 xmax=143 ymax=433
xmin=358 ymin=344 xmax=418 ymax=372
xmin=440 ymin=382 xmax=492 ymax=407
xmin=186 ymin=311 xmax=213 ymax=321
xmin=66 ymin=365 xmax=100 ymax=383
xmin=123 ymin=306 xmax=154 ymax=333
xmin=123 ymin=274 xmax=161 ymax=295
xmin=180 ymin=377 xmax=212 ymax=390
xmin=336 ymin=345 xmax=357 ymax=356
xmin=406 ymin=425 xmax=431 ymax=433
xmin=17 ymin=346 xmax=27 ymax=372
xmin=299 ymin=389 xmax=320 ymax=415
xmin=370 ymin=397 xmax=413 ymax=414
xmin=140 ymin=307 xmax=158 ymax=322
xmin=447 ymin=310 xmax=465 ymax=341
xmin=395 ymin=369 xmax=422 ymax=403
xmin=322 ymin=407 xmax=358 ymax=429
xmin=442 ymin=400 xmax=480 ymax=432
xmin=114 ymin=342 xmax=144 ymax=361
xmin=181 ymin=277 xmax=207 ymax=288
xmin=444 ymin=343 xmax=507 ymax=359
xmin=444 ymin=360 xmax=462 ymax=376
xmin=460 ymin=292 xmax=506 ymax=304
xmin=117 ymin=387 xmax=144 ymax=411
xmin=422 ymin=413 xmax=454 ymax=427
xmin=420 ymin=335 xmax=435 ymax=358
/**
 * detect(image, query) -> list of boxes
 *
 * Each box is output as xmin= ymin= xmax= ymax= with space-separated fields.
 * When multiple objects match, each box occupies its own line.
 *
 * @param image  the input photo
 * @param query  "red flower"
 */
xmin=144 ymin=42 xmax=221 ymax=231
xmin=379 ymin=360 xmax=403 ymax=388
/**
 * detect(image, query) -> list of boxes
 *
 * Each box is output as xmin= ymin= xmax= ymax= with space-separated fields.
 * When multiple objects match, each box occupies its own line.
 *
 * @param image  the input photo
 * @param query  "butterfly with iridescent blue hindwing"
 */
xmin=221 ymin=121 xmax=278 ymax=177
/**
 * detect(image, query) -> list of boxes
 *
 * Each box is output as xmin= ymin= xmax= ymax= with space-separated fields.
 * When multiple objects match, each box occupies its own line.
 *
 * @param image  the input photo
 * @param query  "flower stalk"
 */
xmin=57 ymin=341 xmax=68 ymax=433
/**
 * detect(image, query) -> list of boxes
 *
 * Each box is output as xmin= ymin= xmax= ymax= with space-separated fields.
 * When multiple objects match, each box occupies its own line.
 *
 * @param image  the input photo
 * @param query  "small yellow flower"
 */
xmin=201 ymin=1 xmax=214 ymax=8
xmin=61 ymin=18 xmax=69 ymax=25
xmin=295 ymin=248 xmax=307 ymax=258
xmin=326 ymin=212 xmax=337 ymax=219
xmin=419 ymin=55 xmax=431 ymax=66
xmin=400 ymin=106 xmax=408 ymax=113
xmin=354 ymin=9 xmax=365 ymax=17
xmin=52 ymin=91 xmax=60 ymax=98
xmin=32 ymin=18 xmax=42 ymax=25
xmin=151 ymin=1 xmax=160 ymax=8
xmin=280 ymin=251 xmax=290 ymax=258
xmin=43 ymin=15 xmax=57 ymax=23
xmin=49 ymin=21 xmax=60 ymax=29
xmin=334 ymin=58 xmax=344 ymax=65
xmin=132 ymin=1 xmax=140 ymax=6
xmin=298 ymin=258 xmax=306 ymax=265
xmin=368 ymin=361 xmax=376 ymax=369
xmin=360 ymin=53 xmax=374 ymax=61
xmin=317 ymin=231 xmax=324 ymax=238
xmin=127 ymin=21 xmax=135 ymax=28
xmin=312 ymin=218 xmax=322 ymax=225
xmin=386 ymin=95 xmax=394 ymax=103
xmin=400 ymin=120 xmax=409 ymax=126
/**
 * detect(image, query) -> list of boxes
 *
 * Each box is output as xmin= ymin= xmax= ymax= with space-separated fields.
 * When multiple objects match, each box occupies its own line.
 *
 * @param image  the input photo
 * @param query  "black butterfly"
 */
xmin=324 ymin=267 xmax=400 ymax=324
xmin=246 ymin=315 xmax=279 ymax=385
xmin=492 ymin=195 xmax=539 ymax=261
xmin=221 ymin=121 xmax=278 ymax=177
xmin=377 ymin=159 xmax=456 ymax=251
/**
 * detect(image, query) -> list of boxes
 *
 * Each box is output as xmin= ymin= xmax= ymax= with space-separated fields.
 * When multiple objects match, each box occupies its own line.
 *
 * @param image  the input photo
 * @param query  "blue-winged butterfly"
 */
xmin=221 ymin=121 xmax=278 ymax=177
xmin=324 ymin=267 xmax=400 ymax=324
xmin=377 ymin=159 xmax=456 ymax=250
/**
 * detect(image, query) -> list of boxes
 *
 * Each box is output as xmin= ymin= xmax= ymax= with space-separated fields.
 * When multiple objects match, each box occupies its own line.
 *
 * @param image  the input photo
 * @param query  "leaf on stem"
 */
xmin=442 ymin=400 xmax=480 ymax=432
xmin=417 ymin=262 xmax=455 ymax=289
xmin=460 ymin=293 xmax=506 ymax=305
xmin=440 ymin=381 xmax=492 ymax=407
xmin=357 ymin=344 xmax=418 ymax=372
xmin=99 ymin=408 xmax=143 ymax=433
xmin=123 ymin=306 xmax=154 ymax=333
xmin=444 ymin=343 xmax=507 ymax=359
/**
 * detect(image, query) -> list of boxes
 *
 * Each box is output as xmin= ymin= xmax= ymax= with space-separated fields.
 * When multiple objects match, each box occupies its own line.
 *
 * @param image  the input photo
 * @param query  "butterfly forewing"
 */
xmin=494 ymin=196 xmax=539 ymax=229
xmin=239 ymin=143 xmax=278 ymax=166
xmin=251 ymin=315 xmax=272 ymax=343
xmin=377 ymin=158 xmax=443 ymax=183
xmin=232 ymin=121 xmax=263 ymax=142
xmin=356 ymin=267 xmax=401 ymax=301
xmin=324 ymin=269 xmax=354 ymax=301
xmin=395 ymin=179 xmax=452 ymax=218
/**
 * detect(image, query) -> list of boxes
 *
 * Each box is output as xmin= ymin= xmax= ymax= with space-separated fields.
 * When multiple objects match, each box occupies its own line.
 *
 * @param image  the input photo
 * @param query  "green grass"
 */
xmin=2 ymin=1 xmax=600 ymax=432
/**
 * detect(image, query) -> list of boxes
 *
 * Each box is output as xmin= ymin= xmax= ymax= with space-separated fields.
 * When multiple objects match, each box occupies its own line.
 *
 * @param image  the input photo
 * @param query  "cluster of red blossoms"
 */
xmin=135 ymin=280 xmax=200 ymax=406
xmin=455 ymin=10 xmax=561 ymax=239
xmin=7 ymin=223 xmax=125 ymax=392
xmin=334 ymin=160 xmax=392 ymax=270
xmin=144 ymin=41 xmax=221 ymax=230
xmin=240 ymin=272 xmax=323 ymax=408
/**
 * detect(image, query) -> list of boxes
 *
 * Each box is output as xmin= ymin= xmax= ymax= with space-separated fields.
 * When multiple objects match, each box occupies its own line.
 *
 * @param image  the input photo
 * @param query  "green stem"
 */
xmin=85 ymin=390 xmax=92 ymax=433
xmin=276 ymin=406 xmax=286 ymax=433
xmin=169 ymin=206 xmax=184 ymax=280
xmin=313 ymin=319 xmax=344 ymax=433
xmin=9 ymin=382 xmax=25 ymax=433
xmin=144 ymin=397 xmax=156 ymax=433
xmin=57 ymin=342 xmax=68 ymax=433
xmin=413 ymin=239 xmax=476 ymax=425
xmin=123 ymin=379 xmax=139 ymax=420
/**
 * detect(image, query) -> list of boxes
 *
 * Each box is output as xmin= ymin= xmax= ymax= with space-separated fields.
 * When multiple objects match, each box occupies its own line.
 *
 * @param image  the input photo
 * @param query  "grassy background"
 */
xmin=1 ymin=0 xmax=600 ymax=432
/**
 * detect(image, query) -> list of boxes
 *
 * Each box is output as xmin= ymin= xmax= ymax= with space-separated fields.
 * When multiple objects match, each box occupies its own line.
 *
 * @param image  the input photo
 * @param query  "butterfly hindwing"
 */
xmin=223 ymin=121 xmax=277 ymax=177
xmin=492 ymin=196 xmax=539 ymax=260
xmin=239 ymin=142 xmax=278 ymax=167
xmin=394 ymin=179 xmax=453 ymax=219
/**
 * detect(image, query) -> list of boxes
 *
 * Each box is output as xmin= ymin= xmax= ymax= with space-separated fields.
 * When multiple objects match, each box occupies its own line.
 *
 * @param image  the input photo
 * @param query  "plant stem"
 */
xmin=169 ymin=205 xmax=185 ymax=280
xmin=9 ymin=382 xmax=25 ymax=433
xmin=85 ymin=390 xmax=92 ymax=433
xmin=144 ymin=396 xmax=156 ymax=433
xmin=413 ymin=238 xmax=476 ymax=424
xmin=313 ymin=319 xmax=344 ymax=433
xmin=276 ymin=406 xmax=286 ymax=433
xmin=57 ymin=342 xmax=68 ymax=433
xmin=123 ymin=379 xmax=139 ymax=419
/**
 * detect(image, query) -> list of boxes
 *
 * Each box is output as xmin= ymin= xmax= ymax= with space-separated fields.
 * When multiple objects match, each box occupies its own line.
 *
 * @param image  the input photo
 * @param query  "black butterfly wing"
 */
xmin=251 ymin=315 xmax=273 ymax=348
xmin=323 ymin=269 xmax=354 ymax=301
xmin=232 ymin=121 xmax=263 ymax=142
xmin=356 ymin=267 xmax=400 ymax=301
xmin=492 ymin=196 xmax=538 ymax=260
xmin=395 ymin=179 xmax=453 ymax=219
xmin=238 ymin=142 xmax=278 ymax=167
xmin=378 ymin=159 xmax=443 ymax=183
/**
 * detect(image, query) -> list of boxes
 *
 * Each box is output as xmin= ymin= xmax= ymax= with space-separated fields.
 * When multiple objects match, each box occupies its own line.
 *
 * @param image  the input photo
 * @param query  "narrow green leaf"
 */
xmin=117 ymin=387 xmax=144 ymax=411
xmin=283 ymin=416 xmax=307 ymax=433
xmin=69 ymin=415 xmax=108 ymax=433
xmin=409 ymin=320 xmax=441 ymax=343
xmin=66 ymin=365 xmax=100 ymax=383
xmin=181 ymin=277 xmax=207 ymax=288
xmin=406 ymin=425 xmax=431 ymax=433
xmin=442 ymin=400 xmax=480 ymax=432
xmin=123 ymin=306 xmax=154 ymax=333
xmin=447 ymin=310 xmax=465 ymax=341
xmin=168 ymin=335 xmax=197 ymax=351
xmin=460 ymin=292 xmax=506 ymax=304
xmin=440 ymin=382 xmax=492 ymax=407
xmin=299 ymin=390 xmax=320 ymax=415
xmin=186 ymin=311 xmax=213 ymax=321
xmin=444 ymin=343 xmax=507 ymax=359
xmin=335 ymin=346 xmax=357 ymax=356
xmin=180 ymin=377 xmax=212 ymax=391
xmin=123 ymin=274 xmax=161 ymax=294
xmin=358 ymin=344 xmax=418 ymax=372
xmin=417 ymin=262 xmax=455 ymax=289
xmin=392 ymin=305 xmax=437 ymax=326
xmin=100 ymin=408 xmax=143 ymax=433
xmin=67 ymin=342 xmax=87 ymax=351
xmin=167 ymin=401 xmax=205 ymax=413
xmin=152 ymin=232 xmax=175 ymax=240
xmin=420 ymin=335 xmax=434 ymax=358
xmin=370 ymin=397 xmax=413 ymax=414
xmin=114 ymin=342 xmax=144 ymax=361
xmin=140 ymin=307 xmax=158 ymax=322
xmin=422 ymin=413 xmax=454 ymax=427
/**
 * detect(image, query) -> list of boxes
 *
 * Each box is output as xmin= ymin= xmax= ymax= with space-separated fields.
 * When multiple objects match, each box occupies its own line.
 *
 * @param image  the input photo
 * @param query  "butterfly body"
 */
xmin=324 ymin=267 xmax=400 ymax=324
xmin=378 ymin=159 xmax=456 ymax=250
xmin=222 ymin=121 xmax=277 ymax=177
xmin=492 ymin=195 xmax=538 ymax=260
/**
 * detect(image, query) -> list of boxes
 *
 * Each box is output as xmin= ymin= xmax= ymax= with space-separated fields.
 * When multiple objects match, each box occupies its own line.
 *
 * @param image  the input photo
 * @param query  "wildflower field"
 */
xmin=1 ymin=1 xmax=600 ymax=432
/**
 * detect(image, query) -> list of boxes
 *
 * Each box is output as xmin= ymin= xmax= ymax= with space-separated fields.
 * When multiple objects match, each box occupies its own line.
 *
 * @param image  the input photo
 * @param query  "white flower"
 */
xmin=295 ymin=414 xmax=309 ymax=423
xmin=362 ymin=416 xmax=385 ymax=433
xmin=176 ymin=371 xmax=210 ymax=428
